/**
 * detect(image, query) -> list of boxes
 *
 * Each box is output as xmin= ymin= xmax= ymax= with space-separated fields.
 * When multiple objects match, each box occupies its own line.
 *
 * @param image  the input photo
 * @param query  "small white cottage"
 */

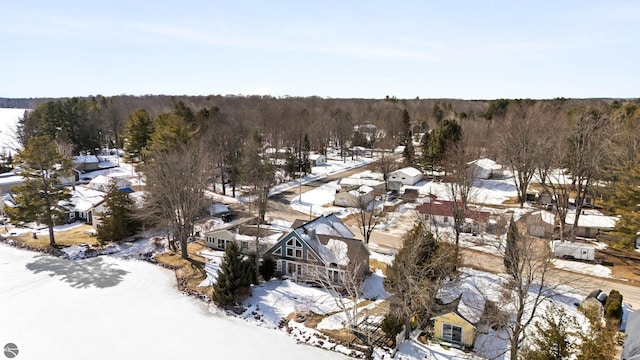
xmin=389 ymin=167 xmax=423 ymax=186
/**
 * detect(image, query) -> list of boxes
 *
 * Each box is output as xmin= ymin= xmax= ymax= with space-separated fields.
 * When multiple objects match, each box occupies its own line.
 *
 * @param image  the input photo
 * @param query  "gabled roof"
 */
xmin=468 ymin=158 xmax=502 ymax=171
xmin=390 ymin=166 xmax=422 ymax=177
xmin=435 ymin=282 xmax=485 ymax=326
xmin=416 ymin=200 xmax=491 ymax=222
xmin=565 ymin=211 xmax=618 ymax=230
xmin=204 ymin=217 xmax=256 ymax=235
xmin=623 ymin=311 xmax=640 ymax=360
xmin=294 ymin=213 xmax=355 ymax=239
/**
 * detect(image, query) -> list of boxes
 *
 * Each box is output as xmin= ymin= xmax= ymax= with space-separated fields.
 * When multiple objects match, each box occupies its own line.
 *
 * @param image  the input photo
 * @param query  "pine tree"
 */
xmin=576 ymin=305 xmax=618 ymax=360
xmin=123 ymin=109 xmax=154 ymax=164
xmin=384 ymin=222 xmax=458 ymax=338
xmin=6 ymin=136 xmax=72 ymax=247
xmin=504 ymin=216 xmax=520 ymax=280
xmin=96 ymin=181 xmax=140 ymax=245
xmin=605 ymin=154 xmax=640 ymax=248
xmin=212 ymin=242 xmax=253 ymax=306
xmin=521 ymin=303 xmax=578 ymax=360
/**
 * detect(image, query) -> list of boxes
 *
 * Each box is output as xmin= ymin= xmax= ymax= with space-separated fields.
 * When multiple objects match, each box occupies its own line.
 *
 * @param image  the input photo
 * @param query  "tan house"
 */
xmin=416 ymin=198 xmax=491 ymax=234
xmin=203 ymin=217 xmax=284 ymax=253
xmin=525 ymin=210 xmax=556 ymax=238
xmin=432 ymin=312 xmax=477 ymax=348
xmin=432 ymin=282 xmax=486 ymax=349
xmin=334 ymin=185 xmax=375 ymax=207
xmin=564 ymin=210 xmax=618 ymax=239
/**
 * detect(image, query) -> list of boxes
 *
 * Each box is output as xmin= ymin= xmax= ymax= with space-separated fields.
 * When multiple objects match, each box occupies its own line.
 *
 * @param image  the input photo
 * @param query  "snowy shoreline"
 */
xmin=0 ymin=242 xmax=352 ymax=360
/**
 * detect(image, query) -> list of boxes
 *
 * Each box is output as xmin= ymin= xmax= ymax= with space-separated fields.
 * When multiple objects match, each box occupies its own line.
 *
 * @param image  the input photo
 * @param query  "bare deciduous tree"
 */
xmin=307 ymin=260 xmax=366 ymax=331
xmin=139 ymin=142 xmax=213 ymax=259
xmin=497 ymin=101 xmax=554 ymax=208
xmin=443 ymin=136 xmax=477 ymax=265
xmin=351 ymin=196 xmax=380 ymax=247
xmin=564 ymin=107 xmax=613 ymax=240
xmin=498 ymin=221 xmax=557 ymax=360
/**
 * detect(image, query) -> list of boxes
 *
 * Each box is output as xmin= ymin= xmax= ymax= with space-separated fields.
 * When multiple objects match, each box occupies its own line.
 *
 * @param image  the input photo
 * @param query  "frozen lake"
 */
xmin=0 ymin=244 xmax=348 ymax=360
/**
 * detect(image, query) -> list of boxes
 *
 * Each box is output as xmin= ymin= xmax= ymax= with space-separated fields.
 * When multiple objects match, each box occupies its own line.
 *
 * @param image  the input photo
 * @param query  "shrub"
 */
xmin=604 ymin=290 xmax=623 ymax=325
xmin=381 ymin=314 xmax=404 ymax=342
xmin=260 ymin=255 xmax=276 ymax=281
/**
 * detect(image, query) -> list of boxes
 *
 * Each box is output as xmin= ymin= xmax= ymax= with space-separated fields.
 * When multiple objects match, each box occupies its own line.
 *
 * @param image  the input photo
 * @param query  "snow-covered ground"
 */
xmin=0 ymin=243 xmax=350 ymax=360
xmin=412 ymin=178 xmax=517 ymax=206
xmin=0 ymin=108 xmax=27 ymax=154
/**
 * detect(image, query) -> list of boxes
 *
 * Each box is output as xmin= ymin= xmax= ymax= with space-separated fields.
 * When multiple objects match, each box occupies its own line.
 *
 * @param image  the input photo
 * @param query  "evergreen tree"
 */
xmin=259 ymin=254 xmax=276 ymax=281
xmin=604 ymin=289 xmax=623 ymax=325
xmin=212 ymin=242 xmax=253 ymax=306
xmin=400 ymin=108 xmax=411 ymax=145
xmin=605 ymin=154 xmax=640 ymax=248
xmin=576 ymin=305 xmax=618 ymax=360
xmin=403 ymin=141 xmax=415 ymax=167
xmin=6 ymin=136 xmax=72 ymax=247
xmin=123 ymin=109 xmax=154 ymax=164
xmin=504 ymin=216 xmax=520 ymax=280
xmin=96 ymin=181 xmax=140 ymax=245
xmin=521 ymin=303 xmax=578 ymax=360
xmin=385 ymin=222 xmax=458 ymax=338
xmin=425 ymin=119 xmax=462 ymax=169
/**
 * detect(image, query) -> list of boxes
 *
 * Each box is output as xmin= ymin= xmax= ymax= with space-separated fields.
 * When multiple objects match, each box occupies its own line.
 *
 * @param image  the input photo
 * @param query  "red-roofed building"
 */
xmin=416 ymin=199 xmax=491 ymax=234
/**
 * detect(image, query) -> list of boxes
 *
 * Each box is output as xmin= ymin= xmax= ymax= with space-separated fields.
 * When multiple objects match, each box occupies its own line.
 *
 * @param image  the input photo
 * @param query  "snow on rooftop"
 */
xmin=391 ymin=166 xmax=422 ymax=177
xmin=317 ymin=238 xmax=349 ymax=266
xmin=469 ymin=158 xmax=502 ymax=170
xmin=298 ymin=214 xmax=355 ymax=239
xmin=565 ymin=211 xmax=618 ymax=229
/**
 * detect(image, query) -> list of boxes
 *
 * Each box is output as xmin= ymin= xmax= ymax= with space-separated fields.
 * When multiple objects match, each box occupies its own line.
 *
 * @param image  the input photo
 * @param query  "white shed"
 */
xmin=468 ymin=158 xmax=503 ymax=179
xmin=88 ymin=175 xmax=132 ymax=193
xmin=308 ymin=154 xmax=326 ymax=166
xmin=389 ymin=167 xmax=423 ymax=186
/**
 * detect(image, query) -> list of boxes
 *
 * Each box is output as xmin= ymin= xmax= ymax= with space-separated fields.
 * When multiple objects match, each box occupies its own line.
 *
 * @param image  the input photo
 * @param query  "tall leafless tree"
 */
xmin=497 ymin=101 xmax=554 ymax=208
xmin=443 ymin=136 xmax=477 ymax=265
xmin=138 ymin=142 xmax=213 ymax=259
xmin=563 ymin=107 xmax=613 ymax=239
xmin=497 ymin=220 xmax=558 ymax=360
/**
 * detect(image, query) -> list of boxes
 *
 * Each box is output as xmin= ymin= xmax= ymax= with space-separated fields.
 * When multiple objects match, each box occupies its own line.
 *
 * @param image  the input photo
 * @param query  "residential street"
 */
xmin=270 ymin=200 xmax=640 ymax=310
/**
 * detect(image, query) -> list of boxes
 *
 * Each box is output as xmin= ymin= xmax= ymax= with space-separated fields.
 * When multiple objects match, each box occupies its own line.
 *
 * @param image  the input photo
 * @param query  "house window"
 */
xmin=276 ymin=260 xmax=283 ymax=272
xmin=327 ymin=269 xmax=341 ymax=283
xmin=442 ymin=324 xmax=463 ymax=344
xmin=241 ymin=241 xmax=248 ymax=250
xmin=273 ymin=248 xmax=282 ymax=256
xmin=286 ymin=236 xmax=304 ymax=259
xmin=217 ymin=238 xmax=225 ymax=249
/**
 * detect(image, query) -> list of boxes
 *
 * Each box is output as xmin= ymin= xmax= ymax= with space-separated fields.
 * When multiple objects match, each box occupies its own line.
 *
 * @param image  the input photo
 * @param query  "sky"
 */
xmin=1 ymin=0 xmax=638 ymax=100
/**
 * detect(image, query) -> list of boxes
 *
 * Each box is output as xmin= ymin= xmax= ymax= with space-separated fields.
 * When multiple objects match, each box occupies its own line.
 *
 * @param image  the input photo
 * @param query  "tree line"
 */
xmin=7 ymin=95 xmax=640 ymax=249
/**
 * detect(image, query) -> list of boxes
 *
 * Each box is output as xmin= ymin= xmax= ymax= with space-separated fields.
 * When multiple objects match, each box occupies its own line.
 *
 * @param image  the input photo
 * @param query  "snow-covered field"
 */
xmin=0 ymin=243 xmax=349 ymax=360
xmin=0 ymin=108 xmax=27 ymax=154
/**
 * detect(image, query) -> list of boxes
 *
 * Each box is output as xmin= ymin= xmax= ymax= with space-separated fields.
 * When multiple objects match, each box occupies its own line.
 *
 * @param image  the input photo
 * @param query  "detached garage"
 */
xmin=389 ymin=167 xmax=423 ymax=186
